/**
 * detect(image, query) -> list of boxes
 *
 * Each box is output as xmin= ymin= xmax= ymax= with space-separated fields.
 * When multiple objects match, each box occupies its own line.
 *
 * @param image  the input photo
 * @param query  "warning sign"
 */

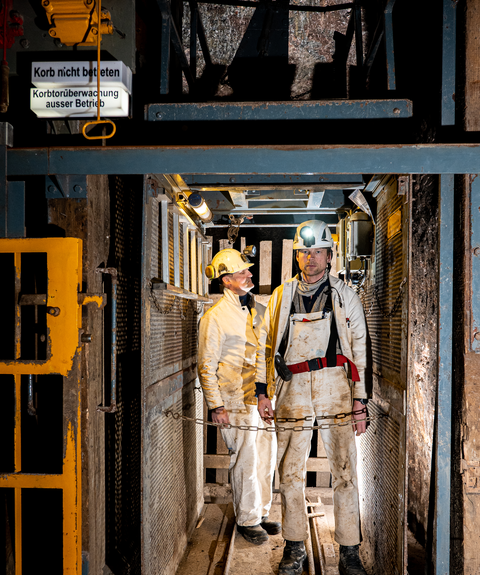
xmin=30 ymin=87 xmax=129 ymax=118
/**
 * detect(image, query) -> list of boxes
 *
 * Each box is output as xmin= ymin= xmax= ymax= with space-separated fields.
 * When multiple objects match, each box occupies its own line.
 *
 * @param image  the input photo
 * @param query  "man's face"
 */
xmin=296 ymin=248 xmax=331 ymax=283
xmin=223 ymin=268 xmax=254 ymax=295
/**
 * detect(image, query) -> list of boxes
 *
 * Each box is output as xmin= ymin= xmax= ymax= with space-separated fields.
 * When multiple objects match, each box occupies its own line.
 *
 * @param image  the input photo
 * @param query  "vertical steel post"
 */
xmin=442 ymin=0 xmax=457 ymax=125
xmin=384 ymin=0 xmax=397 ymax=90
xmin=14 ymin=374 xmax=21 ymax=575
xmin=435 ymin=174 xmax=454 ymax=574
xmin=160 ymin=14 xmax=171 ymax=95
xmin=173 ymin=212 xmax=180 ymax=287
xmin=160 ymin=200 xmax=169 ymax=282
xmin=471 ymin=175 xmax=480 ymax=352
xmin=0 ymin=122 xmax=13 ymax=238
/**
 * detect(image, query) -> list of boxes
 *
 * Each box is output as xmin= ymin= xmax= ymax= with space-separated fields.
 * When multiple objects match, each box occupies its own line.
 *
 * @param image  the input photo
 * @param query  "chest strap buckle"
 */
xmin=307 ymin=358 xmax=321 ymax=372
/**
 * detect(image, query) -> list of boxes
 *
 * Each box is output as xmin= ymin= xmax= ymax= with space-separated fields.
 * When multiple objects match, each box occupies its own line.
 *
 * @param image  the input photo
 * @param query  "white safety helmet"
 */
xmin=205 ymin=248 xmax=254 ymax=280
xmin=293 ymin=220 xmax=334 ymax=250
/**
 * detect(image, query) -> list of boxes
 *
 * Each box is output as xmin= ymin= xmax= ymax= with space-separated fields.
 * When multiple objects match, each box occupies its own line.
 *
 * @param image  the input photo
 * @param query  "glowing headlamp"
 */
xmin=300 ymin=225 xmax=314 ymax=247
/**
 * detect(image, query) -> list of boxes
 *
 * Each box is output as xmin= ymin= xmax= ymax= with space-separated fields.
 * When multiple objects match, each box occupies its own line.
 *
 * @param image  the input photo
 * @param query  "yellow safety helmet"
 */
xmin=293 ymin=220 xmax=333 ymax=250
xmin=205 ymin=248 xmax=254 ymax=280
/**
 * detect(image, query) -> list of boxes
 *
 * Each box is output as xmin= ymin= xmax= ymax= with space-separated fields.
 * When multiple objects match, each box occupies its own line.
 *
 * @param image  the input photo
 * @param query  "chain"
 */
xmin=364 ymin=277 xmax=407 ymax=318
xmin=163 ymin=409 xmax=387 ymax=432
xmin=149 ymin=281 xmax=204 ymax=319
xmin=227 ymin=215 xmax=245 ymax=245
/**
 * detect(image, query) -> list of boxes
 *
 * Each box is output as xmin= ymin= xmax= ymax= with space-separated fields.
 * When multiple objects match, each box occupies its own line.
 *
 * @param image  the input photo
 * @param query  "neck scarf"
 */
xmin=296 ymin=270 xmax=329 ymax=297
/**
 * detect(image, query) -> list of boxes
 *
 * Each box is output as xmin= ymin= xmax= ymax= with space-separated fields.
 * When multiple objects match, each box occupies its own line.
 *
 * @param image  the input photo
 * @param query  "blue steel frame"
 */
xmin=442 ymin=0 xmax=457 ymax=126
xmin=435 ymin=174 xmax=454 ymax=574
xmin=147 ymin=99 xmax=412 ymax=121
xmin=6 ymin=144 xmax=480 ymax=176
xmin=471 ymin=176 xmax=480 ymax=352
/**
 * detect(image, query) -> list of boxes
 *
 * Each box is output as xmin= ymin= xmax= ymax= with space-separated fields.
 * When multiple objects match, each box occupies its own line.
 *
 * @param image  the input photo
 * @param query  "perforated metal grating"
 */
xmin=149 ymin=292 xmax=198 ymax=381
xmin=359 ymin=403 xmax=403 ymax=575
xmin=363 ymin=190 xmax=404 ymax=375
xmin=106 ymin=175 xmax=142 ymax=575
xmin=145 ymin=388 xmax=203 ymax=575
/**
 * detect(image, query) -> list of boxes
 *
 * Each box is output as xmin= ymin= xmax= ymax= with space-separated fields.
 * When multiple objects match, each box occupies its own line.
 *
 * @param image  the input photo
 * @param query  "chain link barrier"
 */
xmin=363 ymin=277 xmax=407 ymax=318
xmin=163 ymin=408 xmax=387 ymax=432
xmin=149 ymin=280 xmax=205 ymax=319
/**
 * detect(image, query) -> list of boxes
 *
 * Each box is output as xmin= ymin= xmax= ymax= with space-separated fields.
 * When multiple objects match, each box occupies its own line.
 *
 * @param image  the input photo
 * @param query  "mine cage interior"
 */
xmin=0 ymin=151 xmax=465 ymax=575
xmin=0 ymin=0 xmax=478 ymax=574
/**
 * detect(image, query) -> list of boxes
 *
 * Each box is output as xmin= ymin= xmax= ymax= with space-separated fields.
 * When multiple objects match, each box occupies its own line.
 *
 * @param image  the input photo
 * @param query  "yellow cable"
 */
xmin=82 ymin=0 xmax=116 ymax=140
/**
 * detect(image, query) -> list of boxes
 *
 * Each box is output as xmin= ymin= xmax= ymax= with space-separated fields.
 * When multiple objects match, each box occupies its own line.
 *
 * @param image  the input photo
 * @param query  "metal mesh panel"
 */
xmin=145 ymin=387 xmax=204 ymax=575
xmin=168 ymin=211 xmax=174 ymax=285
xmin=179 ymin=223 xmax=185 ymax=289
xmin=149 ymin=293 xmax=199 ymax=382
xmin=359 ymin=403 xmax=403 ymax=575
xmin=106 ymin=175 xmax=142 ymax=575
xmin=364 ymin=191 xmax=404 ymax=375
xmin=151 ymin=201 xmax=159 ymax=279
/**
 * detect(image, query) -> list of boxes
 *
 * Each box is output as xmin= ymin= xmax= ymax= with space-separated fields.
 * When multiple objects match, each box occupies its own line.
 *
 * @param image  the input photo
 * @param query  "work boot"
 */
xmin=237 ymin=524 xmax=269 ymax=545
xmin=279 ymin=540 xmax=307 ymax=575
xmin=338 ymin=544 xmax=367 ymax=575
xmin=261 ymin=515 xmax=282 ymax=535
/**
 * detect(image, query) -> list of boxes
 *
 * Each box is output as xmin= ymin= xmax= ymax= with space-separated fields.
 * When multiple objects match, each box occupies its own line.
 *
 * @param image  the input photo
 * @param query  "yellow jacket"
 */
xmin=198 ymin=288 xmax=266 ymax=409
xmin=256 ymin=275 xmax=368 ymax=400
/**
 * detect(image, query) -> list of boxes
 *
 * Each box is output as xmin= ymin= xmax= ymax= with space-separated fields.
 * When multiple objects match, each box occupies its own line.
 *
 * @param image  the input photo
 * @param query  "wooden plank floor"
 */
xmin=176 ymin=497 xmax=342 ymax=575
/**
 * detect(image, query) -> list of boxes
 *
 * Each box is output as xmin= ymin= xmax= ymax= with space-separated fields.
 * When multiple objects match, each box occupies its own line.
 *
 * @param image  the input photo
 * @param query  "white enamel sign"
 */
xmin=30 ymin=86 xmax=130 ymax=118
xmin=31 ymin=61 xmax=132 ymax=93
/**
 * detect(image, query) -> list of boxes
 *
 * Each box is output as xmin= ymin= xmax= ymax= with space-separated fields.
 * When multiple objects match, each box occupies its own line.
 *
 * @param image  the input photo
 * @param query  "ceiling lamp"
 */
xmin=188 ymin=193 xmax=213 ymax=223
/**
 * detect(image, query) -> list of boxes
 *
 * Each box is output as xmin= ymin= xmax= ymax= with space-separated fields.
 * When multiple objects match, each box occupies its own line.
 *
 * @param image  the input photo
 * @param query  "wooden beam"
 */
xmin=204 ymin=453 xmax=330 ymax=472
xmin=259 ymin=240 xmax=272 ymax=294
xmin=281 ymin=239 xmax=294 ymax=283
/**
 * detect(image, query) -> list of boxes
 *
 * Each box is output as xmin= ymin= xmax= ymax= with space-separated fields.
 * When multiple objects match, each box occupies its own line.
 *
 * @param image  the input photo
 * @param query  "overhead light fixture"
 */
xmin=188 ymin=193 xmax=213 ymax=223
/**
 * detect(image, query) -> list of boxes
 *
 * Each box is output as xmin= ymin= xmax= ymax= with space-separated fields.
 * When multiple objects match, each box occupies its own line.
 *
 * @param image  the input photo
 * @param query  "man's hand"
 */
xmin=257 ymin=394 xmax=275 ymax=425
xmin=211 ymin=406 xmax=230 ymax=427
xmin=352 ymin=400 xmax=367 ymax=435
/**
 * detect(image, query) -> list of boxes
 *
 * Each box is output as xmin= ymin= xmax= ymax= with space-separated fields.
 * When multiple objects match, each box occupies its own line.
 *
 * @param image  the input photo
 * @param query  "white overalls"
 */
xmin=256 ymin=276 xmax=367 ymax=545
xmin=277 ymin=307 xmax=360 ymax=544
xmin=198 ymin=288 xmax=277 ymax=527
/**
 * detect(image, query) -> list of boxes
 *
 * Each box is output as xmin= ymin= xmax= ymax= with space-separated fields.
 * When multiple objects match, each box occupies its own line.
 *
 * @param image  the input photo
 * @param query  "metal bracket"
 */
xmin=46 ymin=175 xmax=88 ymax=199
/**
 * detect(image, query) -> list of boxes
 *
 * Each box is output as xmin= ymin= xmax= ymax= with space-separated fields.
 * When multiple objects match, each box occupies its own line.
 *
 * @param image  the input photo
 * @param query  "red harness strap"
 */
xmin=287 ymin=354 xmax=360 ymax=382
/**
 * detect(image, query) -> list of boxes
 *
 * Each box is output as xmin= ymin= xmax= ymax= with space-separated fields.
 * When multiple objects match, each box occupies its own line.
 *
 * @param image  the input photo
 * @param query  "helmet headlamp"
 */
xmin=300 ymin=225 xmax=315 ymax=248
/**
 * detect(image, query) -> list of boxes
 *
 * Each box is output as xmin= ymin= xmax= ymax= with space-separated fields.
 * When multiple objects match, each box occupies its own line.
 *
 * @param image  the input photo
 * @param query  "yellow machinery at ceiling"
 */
xmin=42 ymin=0 xmax=114 ymax=46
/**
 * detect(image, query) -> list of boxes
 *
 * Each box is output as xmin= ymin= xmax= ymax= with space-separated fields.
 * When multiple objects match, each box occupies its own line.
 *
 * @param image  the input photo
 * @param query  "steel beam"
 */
xmin=8 ymin=144 xmax=480 ymax=176
xmin=435 ymin=174 xmax=454 ymax=574
xmin=472 ymin=175 xmax=480 ymax=352
xmin=442 ymin=0 xmax=457 ymax=125
xmin=147 ymin=99 xmax=412 ymax=121
xmin=183 ymin=175 xmax=364 ymax=185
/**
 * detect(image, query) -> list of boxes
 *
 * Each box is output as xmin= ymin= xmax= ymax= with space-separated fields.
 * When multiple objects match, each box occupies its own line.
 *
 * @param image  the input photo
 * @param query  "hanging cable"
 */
xmin=82 ymin=0 xmax=116 ymax=140
xmin=0 ymin=0 xmax=9 ymax=113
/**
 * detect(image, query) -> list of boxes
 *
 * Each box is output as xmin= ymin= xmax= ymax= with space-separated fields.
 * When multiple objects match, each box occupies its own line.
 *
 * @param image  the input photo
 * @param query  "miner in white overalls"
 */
xmin=256 ymin=221 xmax=369 ymax=575
xmin=198 ymin=248 xmax=280 ymax=545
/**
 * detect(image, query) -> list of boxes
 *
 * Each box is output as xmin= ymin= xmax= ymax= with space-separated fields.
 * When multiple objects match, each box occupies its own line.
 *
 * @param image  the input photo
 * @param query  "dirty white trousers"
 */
xmin=276 ymin=366 xmax=360 ymax=545
xmin=217 ymin=363 xmax=276 ymax=527
xmin=221 ymin=404 xmax=276 ymax=526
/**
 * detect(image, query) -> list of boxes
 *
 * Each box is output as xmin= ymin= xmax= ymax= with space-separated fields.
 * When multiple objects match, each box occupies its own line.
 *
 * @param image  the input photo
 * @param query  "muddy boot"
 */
xmin=237 ymin=524 xmax=269 ymax=545
xmin=261 ymin=515 xmax=282 ymax=535
xmin=279 ymin=540 xmax=307 ymax=575
xmin=338 ymin=544 xmax=367 ymax=575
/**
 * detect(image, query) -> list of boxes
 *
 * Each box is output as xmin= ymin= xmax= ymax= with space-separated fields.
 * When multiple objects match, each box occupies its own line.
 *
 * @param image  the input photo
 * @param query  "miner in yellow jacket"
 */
xmin=198 ymin=248 xmax=280 ymax=545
